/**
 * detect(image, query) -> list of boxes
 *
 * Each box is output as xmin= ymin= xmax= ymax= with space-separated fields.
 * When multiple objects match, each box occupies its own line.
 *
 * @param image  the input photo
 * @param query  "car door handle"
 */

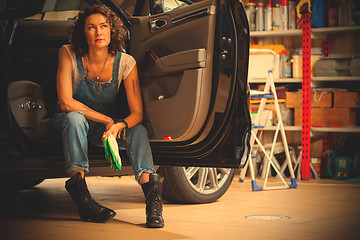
xmin=149 ymin=19 xmax=167 ymax=32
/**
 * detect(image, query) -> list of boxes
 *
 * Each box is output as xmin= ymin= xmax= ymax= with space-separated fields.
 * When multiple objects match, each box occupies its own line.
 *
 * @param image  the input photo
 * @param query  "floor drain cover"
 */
xmin=245 ymin=215 xmax=290 ymax=220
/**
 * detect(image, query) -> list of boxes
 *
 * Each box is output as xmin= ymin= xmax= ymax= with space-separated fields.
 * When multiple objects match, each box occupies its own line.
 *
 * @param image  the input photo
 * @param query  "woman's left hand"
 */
xmin=102 ymin=122 xmax=123 ymax=142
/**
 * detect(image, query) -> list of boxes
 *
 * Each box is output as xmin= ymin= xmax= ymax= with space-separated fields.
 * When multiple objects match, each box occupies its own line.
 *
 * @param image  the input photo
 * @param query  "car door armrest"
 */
xmin=143 ymin=48 xmax=206 ymax=77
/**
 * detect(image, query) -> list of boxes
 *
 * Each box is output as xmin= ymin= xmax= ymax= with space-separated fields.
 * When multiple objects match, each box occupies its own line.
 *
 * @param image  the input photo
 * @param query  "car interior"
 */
xmin=5 ymin=0 xmax=218 ymax=152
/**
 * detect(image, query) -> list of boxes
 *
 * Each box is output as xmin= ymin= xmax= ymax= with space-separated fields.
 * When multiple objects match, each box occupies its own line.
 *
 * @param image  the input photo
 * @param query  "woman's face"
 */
xmin=84 ymin=13 xmax=111 ymax=50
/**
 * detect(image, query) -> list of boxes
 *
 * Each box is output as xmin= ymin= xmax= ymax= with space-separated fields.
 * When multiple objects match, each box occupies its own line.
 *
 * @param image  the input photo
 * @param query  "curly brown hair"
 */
xmin=70 ymin=4 xmax=127 ymax=56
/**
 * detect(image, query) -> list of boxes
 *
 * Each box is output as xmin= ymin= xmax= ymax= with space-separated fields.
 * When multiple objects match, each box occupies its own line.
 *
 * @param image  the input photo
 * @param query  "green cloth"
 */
xmin=104 ymin=134 xmax=122 ymax=171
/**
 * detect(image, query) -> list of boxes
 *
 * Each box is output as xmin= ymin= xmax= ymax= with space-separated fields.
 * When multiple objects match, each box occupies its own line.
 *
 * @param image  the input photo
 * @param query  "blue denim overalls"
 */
xmin=52 ymin=51 xmax=155 ymax=182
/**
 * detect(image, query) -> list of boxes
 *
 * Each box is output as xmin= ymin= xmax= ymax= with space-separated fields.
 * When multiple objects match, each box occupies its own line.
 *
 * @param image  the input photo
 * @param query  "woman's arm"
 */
xmin=102 ymin=65 xmax=143 ymax=141
xmin=57 ymin=46 xmax=114 ymax=128
xmin=123 ymin=64 xmax=143 ymax=127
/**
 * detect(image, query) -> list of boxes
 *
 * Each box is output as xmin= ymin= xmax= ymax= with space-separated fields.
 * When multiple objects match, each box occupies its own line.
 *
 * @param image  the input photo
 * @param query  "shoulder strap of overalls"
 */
xmin=75 ymin=54 xmax=86 ymax=79
xmin=112 ymin=51 xmax=122 ymax=80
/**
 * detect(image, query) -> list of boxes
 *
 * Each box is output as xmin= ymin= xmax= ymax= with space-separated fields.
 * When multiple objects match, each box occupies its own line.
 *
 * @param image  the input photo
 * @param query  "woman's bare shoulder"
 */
xmin=119 ymin=52 xmax=137 ymax=68
xmin=59 ymin=44 xmax=77 ymax=63
xmin=120 ymin=52 xmax=135 ymax=61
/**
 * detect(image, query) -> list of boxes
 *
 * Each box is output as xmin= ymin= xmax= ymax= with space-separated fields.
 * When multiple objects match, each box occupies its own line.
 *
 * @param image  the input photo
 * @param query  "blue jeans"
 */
xmin=52 ymin=111 xmax=156 ymax=182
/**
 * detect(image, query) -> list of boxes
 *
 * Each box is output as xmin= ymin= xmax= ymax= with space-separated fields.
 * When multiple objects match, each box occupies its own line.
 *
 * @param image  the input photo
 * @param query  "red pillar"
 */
xmin=301 ymin=12 xmax=311 ymax=179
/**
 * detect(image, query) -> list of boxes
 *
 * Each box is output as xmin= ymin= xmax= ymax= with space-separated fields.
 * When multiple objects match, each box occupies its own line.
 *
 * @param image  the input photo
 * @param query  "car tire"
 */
xmin=160 ymin=166 xmax=235 ymax=203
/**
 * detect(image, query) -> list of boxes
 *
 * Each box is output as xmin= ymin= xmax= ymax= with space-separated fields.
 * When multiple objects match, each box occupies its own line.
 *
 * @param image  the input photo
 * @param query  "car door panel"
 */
xmin=142 ymin=48 xmax=206 ymax=77
xmin=145 ymin=68 xmax=203 ymax=140
xmin=129 ymin=0 xmax=216 ymax=141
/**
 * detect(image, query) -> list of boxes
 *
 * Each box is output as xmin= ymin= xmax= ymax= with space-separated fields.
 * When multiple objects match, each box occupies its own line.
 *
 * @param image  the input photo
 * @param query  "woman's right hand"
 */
xmin=105 ymin=118 xmax=115 ymax=131
xmin=102 ymin=121 xmax=124 ymax=142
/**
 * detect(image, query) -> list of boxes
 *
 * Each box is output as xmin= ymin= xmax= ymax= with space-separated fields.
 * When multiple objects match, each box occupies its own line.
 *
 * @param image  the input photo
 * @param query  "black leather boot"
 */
xmin=141 ymin=173 xmax=164 ymax=228
xmin=65 ymin=173 xmax=116 ymax=223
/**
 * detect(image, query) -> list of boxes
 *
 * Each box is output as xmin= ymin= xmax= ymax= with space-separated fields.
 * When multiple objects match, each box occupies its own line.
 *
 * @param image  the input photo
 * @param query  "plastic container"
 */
xmin=281 ymin=0 xmax=289 ymax=30
xmin=248 ymin=54 xmax=280 ymax=79
xmin=285 ymin=59 xmax=292 ymax=78
xmin=273 ymin=3 xmax=281 ymax=31
xmin=265 ymin=0 xmax=272 ymax=31
xmin=280 ymin=50 xmax=290 ymax=78
xmin=291 ymin=54 xmax=302 ymax=78
xmin=288 ymin=0 xmax=296 ymax=29
xmin=310 ymin=48 xmax=322 ymax=76
xmin=256 ymin=3 xmax=264 ymax=31
xmin=245 ymin=2 xmax=256 ymax=31
xmin=291 ymin=48 xmax=322 ymax=78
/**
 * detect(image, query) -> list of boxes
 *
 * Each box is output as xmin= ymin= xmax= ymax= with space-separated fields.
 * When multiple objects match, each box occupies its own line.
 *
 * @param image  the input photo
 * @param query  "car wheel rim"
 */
xmin=182 ymin=167 xmax=232 ymax=195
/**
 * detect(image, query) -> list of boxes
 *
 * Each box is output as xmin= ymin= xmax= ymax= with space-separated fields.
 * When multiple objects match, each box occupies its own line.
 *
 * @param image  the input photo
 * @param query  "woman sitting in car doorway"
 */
xmin=52 ymin=4 xmax=164 ymax=228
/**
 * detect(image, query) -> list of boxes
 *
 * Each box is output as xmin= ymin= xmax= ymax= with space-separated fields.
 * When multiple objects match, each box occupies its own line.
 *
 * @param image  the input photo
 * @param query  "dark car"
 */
xmin=0 ymin=0 xmax=251 ymax=203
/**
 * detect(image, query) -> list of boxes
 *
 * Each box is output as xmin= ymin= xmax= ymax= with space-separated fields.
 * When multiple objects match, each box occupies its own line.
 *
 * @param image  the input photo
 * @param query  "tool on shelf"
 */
xmin=296 ymin=0 xmax=312 ymax=19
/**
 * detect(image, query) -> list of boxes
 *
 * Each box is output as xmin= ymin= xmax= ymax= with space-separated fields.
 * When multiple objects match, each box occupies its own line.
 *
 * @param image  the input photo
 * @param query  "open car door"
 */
xmin=122 ymin=0 xmax=251 ymax=168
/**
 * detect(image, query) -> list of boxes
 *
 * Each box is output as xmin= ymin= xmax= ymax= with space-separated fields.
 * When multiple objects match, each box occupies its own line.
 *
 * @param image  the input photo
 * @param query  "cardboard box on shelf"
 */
xmin=275 ymin=86 xmax=288 ymax=99
xmin=294 ymin=108 xmax=357 ymax=127
xmin=287 ymin=91 xmax=360 ymax=109
xmin=333 ymin=92 xmax=360 ymax=108
xmin=286 ymin=91 xmax=333 ymax=108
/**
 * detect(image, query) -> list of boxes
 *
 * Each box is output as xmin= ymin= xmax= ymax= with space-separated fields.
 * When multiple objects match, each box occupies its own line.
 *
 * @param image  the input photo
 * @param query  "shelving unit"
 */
xmin=262 ymin=126 xmax=301 ymax=131
xmin=249 ymin=17 xmax=360 ymax=179
xmin=250 ymin=26 xmax=360 ymax=38
xmin=249 ymin=78 xmax=302 ymax=83
xmin=311 ymin=25 xmax=360 ymax=33
xmin=250 ymin=29 xmax=302 ymax=37
xmin=262 ymin=126 xmax=360 ymax=133
xmin=312 ymin=76 xmax=360 ymax=82
xmin=311 ymin=127 xmax=360 ymax=133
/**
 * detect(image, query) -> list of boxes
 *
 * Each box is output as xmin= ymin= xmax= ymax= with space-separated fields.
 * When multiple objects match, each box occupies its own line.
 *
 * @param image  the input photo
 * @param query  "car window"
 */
xmin=157 ymin=0 xmax=189 ymax=13
xmin=114 ymin=0 xmax=139 ymax=16
xmin=115 ymin=0 xmax=205 ymax=16
xmin=22 ymin=0 xmax=91 ymax=20
xmin=25 ymin=10 xmax=80 ymax=21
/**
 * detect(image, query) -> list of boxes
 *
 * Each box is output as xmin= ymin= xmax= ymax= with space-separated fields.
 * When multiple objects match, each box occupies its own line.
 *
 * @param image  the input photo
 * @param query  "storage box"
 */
xmin=313 ymin=56 xmax=360 ymax=76
xmin=251 ymin=110 xmax=273 ymax=127
xmin=334 ymin=157 xmax=352 ymax=180
xmin=333 ymin=92 xmax=360 ymax=108
xmin=248 ymin=54 xmax=280 ymax=79
xmin=286 ymin=91 xmax=333 ymax=108
xmin=294 ymin=108 xmax=357 ymax=126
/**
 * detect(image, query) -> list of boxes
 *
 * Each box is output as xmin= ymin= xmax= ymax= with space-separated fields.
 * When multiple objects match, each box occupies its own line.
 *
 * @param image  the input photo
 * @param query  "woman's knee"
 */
xmin=130 ymin=124 xmax=149 ymax=139
xmin=63 ymin=111 xmax=89 ymax=132
xmin=65 ymin=111 xmax=87 ymax=124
